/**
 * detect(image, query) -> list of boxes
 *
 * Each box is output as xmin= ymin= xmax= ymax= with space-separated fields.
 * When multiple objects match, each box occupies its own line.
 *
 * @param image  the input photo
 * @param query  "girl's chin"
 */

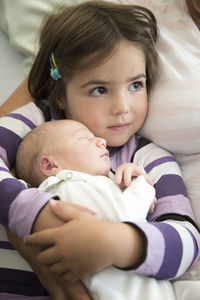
xmin=108 ymin=137 xmax=131 ymax=148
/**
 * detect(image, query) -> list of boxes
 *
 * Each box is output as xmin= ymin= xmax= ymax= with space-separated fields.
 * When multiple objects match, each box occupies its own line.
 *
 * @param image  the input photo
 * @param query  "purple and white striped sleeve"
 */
xmin=0 ymin=102 xmax=52 ymax=237
xmin=131 ymin=142 xmax=200 ymax=279
xmin=131 ymin=219 xmax=199 ymax=279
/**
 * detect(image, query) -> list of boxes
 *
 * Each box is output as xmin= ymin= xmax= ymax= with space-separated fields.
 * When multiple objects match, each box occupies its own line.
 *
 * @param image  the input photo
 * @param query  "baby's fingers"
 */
xmin=114 ymin=169 xmax=123 ymax=185
xmin=122 ymin=168 xmax=133 ymax=187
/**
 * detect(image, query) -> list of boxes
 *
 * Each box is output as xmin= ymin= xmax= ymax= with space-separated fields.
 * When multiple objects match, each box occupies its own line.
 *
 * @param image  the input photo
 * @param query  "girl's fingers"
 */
xmin=62 ymin=271 xmax=80 ymax=283
xmin=37 ymin=247 xmax=59 ymax=265
xmin=48 ymin=261 xmax=65 ymax=275
xmin=49 ymin=200 xmax=99 ymax=220
xmin=24 ymin=228 xmax=57 ymax=246
xmin=62 ymin=280 xmax=92 ymax=299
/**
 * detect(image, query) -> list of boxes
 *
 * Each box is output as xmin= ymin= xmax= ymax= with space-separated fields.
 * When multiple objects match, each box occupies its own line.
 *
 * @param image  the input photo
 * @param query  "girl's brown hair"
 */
xmin=28 ymin=0 xmax=158 ymax=107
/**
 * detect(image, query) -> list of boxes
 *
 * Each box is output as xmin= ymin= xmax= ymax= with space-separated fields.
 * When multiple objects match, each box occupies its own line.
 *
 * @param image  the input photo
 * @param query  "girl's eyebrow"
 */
xmin=80 ymin=74 xmax=147 ymax=88
xmin=80 ymin=80 xmax=108 ymax=88
xmin=132 ymin=74 xmax=147 ymax=80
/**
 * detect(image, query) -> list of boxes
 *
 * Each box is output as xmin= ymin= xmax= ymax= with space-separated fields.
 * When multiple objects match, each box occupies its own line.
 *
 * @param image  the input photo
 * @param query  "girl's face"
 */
xmin=65 ymin=41 xmax=148 ymax=147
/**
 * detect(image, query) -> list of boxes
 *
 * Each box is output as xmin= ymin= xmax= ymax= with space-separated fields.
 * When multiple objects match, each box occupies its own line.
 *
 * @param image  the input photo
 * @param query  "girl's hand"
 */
xmin=24 ymin=200 xmax=146 ymax=282
xmin=7 ymin=229 xmax=91 ymax=300
xmin=33 ymin=199 xmax=99 ymax=233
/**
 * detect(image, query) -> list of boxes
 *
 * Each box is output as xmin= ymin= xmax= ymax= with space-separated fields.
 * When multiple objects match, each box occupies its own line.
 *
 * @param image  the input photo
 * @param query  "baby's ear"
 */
xmin=39 ymin=155 xmax=61 ymax=176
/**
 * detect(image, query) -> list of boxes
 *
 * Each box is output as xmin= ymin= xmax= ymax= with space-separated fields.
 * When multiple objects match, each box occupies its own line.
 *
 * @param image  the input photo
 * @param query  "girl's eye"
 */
xmin=129 ymin=81 xmax=143 ymax=91
xmin=90 ymin=87 xmax=107 ymax=96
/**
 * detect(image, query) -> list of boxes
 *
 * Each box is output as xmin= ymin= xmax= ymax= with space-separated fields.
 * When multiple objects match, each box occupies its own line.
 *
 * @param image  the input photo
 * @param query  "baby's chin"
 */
xmin=95 ymin=166 xmax=111 ymax=177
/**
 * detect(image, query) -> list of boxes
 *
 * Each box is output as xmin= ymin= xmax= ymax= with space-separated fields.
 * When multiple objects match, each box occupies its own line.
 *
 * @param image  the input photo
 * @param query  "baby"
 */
xmin=16 ymin=120 xmax=173 ymax=300
xmin=16 ymin=119 xmax=156 ymax=220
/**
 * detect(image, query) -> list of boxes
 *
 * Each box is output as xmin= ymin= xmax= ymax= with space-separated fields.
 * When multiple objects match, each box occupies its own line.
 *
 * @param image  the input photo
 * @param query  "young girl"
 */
xmin=0 ymin=1 xmax=199 ymax=299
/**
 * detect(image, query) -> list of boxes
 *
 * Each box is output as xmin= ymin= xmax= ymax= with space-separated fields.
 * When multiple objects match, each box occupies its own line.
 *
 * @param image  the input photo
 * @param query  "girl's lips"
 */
xmin=108 ymin=123 xmax=130 ymax=131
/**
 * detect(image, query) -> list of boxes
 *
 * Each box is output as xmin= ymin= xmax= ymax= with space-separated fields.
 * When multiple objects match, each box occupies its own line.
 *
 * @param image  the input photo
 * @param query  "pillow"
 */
xmin=0 ymin=30 xmax=25 ymax=105
xmin=0 ymin=0 xmax=87 ymax=75
xmin=120 ymin=0 xmax=200 ymax=226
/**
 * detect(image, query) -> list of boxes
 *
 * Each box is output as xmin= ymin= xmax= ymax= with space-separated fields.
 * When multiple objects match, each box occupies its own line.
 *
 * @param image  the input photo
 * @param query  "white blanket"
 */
xmin=39 ymin=170 xmax=175 ymax=300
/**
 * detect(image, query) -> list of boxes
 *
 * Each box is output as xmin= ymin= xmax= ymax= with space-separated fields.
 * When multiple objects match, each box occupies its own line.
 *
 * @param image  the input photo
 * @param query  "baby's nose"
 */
xmin=96 ymin=137 xmax=106 ymax=148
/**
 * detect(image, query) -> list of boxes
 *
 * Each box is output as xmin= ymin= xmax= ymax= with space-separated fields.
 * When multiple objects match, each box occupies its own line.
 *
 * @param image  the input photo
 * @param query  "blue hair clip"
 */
xmin=50 ymin=52 xmax=61 ymax=80
xmin=50 ymin=68 xmax=61 ymax=80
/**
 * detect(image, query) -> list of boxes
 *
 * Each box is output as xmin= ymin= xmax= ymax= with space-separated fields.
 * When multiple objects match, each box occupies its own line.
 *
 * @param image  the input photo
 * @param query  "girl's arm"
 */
xmin=25 ymin=200 xmax=147 ymax=281
xmin=7 ymin=229 xmax=92 ymax=300
xmin=0 ymin=101 xmax=54 ymax=237
xmin=0 ymin=82 xmax=91 ymax=236
xmin=24 ymin=197 xmax=199 ymax=281
xmin=132 ymin=141 xmax=200 ymax=279
xmin=0 ymin=99 xmax=93 ymax=298
xmin=0 ymin=78 xmax=32 ymax=117
xmin=24 ymin=142 xmax=200 ymax=280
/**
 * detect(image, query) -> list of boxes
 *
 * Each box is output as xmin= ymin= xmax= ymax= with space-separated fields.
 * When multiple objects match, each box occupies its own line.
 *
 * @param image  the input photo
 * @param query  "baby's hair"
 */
xmin=16 ymin=122 xmax=59 ymax=186
xmin=28 ymin=0 xmax=158 ymax=108
xmin=16 ymin=120 xmax=79 ymax=186
xmin=16 ymin=124 xmax=49 ymax=187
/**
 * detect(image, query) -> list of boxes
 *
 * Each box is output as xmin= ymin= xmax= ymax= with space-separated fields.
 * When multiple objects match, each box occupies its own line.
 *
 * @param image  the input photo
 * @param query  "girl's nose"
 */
xmin=110 ymin=95 xmax=129 ymax=116
xmin=96 ymin=137 xmax=106 ymax=148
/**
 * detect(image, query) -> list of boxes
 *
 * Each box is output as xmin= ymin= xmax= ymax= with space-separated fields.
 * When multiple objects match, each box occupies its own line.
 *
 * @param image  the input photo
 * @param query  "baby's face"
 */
xmin=55 ymin=121 xmax=111 ymax=176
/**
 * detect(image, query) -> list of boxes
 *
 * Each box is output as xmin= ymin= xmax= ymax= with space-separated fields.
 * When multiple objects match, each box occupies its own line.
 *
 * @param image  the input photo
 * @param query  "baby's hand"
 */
xmin=114 ymin=163 xmax=150 ymax=189
xmin=114 ymin=163 xmax=157 ymax=213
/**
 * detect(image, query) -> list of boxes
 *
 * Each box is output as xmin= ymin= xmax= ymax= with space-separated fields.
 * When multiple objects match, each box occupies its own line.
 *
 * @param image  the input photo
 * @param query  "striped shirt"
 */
xmin=0 ymin=101 xmax=199 ymax=296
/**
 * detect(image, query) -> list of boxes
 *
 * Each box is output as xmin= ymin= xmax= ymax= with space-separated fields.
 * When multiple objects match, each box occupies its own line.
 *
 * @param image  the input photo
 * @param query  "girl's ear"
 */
xmin=39 ymin=155 xmax=61 ymax=176
xmin=57 ymin=96 xmax=67 ymax=110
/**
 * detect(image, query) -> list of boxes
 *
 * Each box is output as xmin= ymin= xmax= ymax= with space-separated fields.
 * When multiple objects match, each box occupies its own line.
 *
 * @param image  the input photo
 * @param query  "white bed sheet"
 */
xmin=0 ymin=30 xmax=25 ymax=105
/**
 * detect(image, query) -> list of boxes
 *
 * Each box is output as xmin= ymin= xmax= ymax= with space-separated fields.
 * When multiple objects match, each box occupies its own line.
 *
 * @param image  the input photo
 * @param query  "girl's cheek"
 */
xmin=88 ymin=121 xmax=102 ymax=137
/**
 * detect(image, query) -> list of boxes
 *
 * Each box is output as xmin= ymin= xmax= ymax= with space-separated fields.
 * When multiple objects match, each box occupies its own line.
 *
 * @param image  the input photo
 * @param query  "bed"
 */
xmin=0 ymin=0 xmax=200 ymax=299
